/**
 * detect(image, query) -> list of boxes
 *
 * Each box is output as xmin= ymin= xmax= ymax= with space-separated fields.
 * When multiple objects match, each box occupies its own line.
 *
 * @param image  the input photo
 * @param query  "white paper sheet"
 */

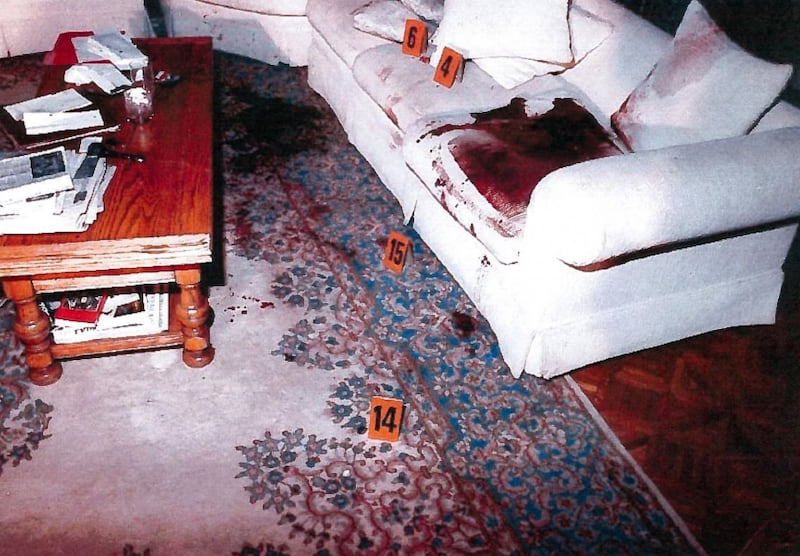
xmin=22 ymin=109 xmax=105 ymax=135
xmin=3 ymin=89 xmax=92 ymax=121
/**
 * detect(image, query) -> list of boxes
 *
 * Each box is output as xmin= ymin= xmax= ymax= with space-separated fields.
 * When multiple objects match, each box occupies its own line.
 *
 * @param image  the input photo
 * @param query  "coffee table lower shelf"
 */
xmin=3 ymin=270 xmax=215 ymax=386
xmin=51 ymin=293 xmax=186 ymax=360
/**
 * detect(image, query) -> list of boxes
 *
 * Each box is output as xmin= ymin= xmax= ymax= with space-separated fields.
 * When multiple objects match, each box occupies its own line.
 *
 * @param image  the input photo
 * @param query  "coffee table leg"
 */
xmin=3 ymin=278 xmax=63 ymax=385
xmin=174 ymin=268 xmax=215 ymax=368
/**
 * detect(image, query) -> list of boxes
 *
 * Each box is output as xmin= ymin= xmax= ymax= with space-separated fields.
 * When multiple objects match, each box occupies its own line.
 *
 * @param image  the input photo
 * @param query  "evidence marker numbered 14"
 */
xmin=368 ymin=396 xmax=406 ymax=442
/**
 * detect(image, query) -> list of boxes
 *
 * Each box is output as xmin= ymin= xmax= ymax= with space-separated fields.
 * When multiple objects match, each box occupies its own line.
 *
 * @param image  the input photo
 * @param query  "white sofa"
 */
xmin=0 ymin=0 xmax=152 ymax=57
xmin=4 ymin=0 xmax=799 ymax=381
xmin=305 ymin=0 xmax=800 ymax=379
xmin=160 ymin=0 xmax=311 ymax=66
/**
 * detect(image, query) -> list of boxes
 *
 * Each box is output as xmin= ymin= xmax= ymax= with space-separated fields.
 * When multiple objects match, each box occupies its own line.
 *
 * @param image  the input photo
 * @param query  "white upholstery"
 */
xmin=200 ymin=0 xmax=307 ymax=17
xmin=160 ymin=0 xmax=311 ymax=65
xmin=306 ymin=0 xmax=800 ymax=379
xmin=0 ymin=0 xmax=151 ymax=57
xmin=307 ymin=0 xmax=389 ymax=69
xmin=431 ymin=0 xmax=572 ymax=64
xmin=352 ymin=44 xmax=547 ymax=132
xmin=611 ymin=0 xmax=794 ymax=151
xmin=529 ymin=127 xmax=800 ymax=268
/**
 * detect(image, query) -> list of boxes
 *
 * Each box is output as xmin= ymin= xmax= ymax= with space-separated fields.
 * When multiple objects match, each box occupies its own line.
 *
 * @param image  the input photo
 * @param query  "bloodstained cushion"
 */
xmin=611 ymin=0 xmax=793 ymax=152
xmin=405 ymin=96 xmax=622 ymax=263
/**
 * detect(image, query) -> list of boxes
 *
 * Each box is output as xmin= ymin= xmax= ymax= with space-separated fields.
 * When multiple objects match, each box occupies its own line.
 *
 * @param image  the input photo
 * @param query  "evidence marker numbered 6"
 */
xmin=402 ymin=19 xmax=429 ymax=58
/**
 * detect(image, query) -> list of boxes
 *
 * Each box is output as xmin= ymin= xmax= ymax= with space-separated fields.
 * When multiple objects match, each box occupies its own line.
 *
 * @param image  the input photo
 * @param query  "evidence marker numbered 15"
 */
xmin=383 ymin=231 xmax=412 ymax=273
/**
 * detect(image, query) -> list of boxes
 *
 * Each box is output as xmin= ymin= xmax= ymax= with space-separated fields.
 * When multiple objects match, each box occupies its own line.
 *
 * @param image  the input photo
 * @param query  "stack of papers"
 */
xmin=73 ymin=32 xmax=148 ymax=71
xmin=3 ymin=89 xmax=105 ymax=136
xmin=0 ymin=146 xmax=74 ymax=205
xmin=64 ymin=63 xmax=131 ymax=95
xmin=0 ymin=142 xmax=116 ymax=234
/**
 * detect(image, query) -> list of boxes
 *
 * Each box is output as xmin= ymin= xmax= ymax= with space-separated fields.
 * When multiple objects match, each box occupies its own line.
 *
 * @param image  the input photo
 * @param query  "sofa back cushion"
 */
xmin=431 ymin=0 xmax=573 ymax=65
xmin=353 ymin=0 xmax=419 ymax=42
xmin=611 ymin=0 xmax=793 ymax=151
xmin=472 ymin=5 xmax=615 ymax=90
xmin=200 ymin=0 xmax=307 ymax=16
xmin=398 ymin=0 xmax=443 ymax=22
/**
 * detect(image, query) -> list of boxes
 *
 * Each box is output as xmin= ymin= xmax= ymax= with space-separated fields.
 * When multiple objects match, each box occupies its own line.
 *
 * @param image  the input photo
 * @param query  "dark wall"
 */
xmin=611 ymin=0 xmax=691 ymax=34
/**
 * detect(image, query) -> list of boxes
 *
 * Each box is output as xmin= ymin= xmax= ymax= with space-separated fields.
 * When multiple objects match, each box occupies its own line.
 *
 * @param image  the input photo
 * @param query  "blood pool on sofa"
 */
xmin=434 ymin=97 xmax=621 ymax=221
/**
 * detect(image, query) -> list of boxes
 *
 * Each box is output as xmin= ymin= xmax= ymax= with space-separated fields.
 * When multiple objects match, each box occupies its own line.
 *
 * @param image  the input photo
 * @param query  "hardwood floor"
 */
xmin=573 ymin=274 xmax=800 ymax=555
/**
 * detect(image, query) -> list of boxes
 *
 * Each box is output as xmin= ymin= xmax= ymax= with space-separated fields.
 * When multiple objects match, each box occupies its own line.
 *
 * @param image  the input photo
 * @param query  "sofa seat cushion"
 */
xmin=198 ymin=0 xmax=307 ymax=16
xmin=307 ymin=0 xmax=392 ymax=69
xmin=404 ymin=95 xmax=622 ymax=263
xmin=352 ymin=43 xmax=565 ymax=132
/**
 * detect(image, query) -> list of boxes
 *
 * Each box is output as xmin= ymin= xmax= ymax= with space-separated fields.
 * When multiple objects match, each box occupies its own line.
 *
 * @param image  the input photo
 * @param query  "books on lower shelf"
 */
xmin=50 ymin=289 xmax=169 ymax=344
xmin=0 ymin=142 xmax=115 ymax=234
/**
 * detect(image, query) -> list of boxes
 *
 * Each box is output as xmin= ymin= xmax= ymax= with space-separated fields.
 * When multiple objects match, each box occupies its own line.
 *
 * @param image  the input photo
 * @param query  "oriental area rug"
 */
xmin=0 ymin=53 xmax=702 ymax=555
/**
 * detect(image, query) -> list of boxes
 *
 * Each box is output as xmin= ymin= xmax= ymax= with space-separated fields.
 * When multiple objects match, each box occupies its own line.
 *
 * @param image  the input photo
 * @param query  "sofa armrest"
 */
xmin=526 ymin=127 xmax=800 ymax=268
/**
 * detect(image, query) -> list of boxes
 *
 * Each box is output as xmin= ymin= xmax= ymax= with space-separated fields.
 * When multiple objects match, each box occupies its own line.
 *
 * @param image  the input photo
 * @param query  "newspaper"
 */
xmin=0 ymin=146 xmax=74 ymax=205
xmin=52 ymin=290 xmax=169 ymax=343
xmin=0 ymin=145 xmax=116 ymax=233
xmin=3 ymin=89 xmax=92 ymax=121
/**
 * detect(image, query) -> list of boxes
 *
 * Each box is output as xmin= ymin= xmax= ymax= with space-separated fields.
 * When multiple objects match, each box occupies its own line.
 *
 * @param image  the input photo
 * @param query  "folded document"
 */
xmin=3 ymin=89 xmax=105 ymax=135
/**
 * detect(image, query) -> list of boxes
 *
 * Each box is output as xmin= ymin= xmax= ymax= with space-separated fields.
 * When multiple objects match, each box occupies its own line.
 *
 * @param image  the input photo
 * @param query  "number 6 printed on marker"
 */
xmin=402 ymin=19 xmax=428 ymax=57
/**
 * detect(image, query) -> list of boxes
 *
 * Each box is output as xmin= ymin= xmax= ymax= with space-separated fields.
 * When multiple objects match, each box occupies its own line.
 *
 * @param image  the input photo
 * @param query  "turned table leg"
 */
xmin=3 ymin=278 xmax=63 ymax=385
xmin=174 ymin=268 xmax=214 ymax=368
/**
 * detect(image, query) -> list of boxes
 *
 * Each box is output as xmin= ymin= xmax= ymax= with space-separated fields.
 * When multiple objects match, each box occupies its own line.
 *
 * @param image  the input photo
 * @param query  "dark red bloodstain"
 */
xmin=431 ymin=98 xmax=621 ymax=219
xmin=452 ymin=311 xmax=477 ymax=338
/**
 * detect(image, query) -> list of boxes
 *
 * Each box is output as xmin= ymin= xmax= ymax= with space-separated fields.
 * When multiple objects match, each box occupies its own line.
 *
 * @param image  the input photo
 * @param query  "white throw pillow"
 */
xmin=474 ymin=7 xmax=614 ymax=89
xmin=473 ymin=58 xmax=565 ymax=89
xmin=398 ymin=0 xmax=444 ymax=22
xmin=611 ymin=0 xmax=793 ymax=151
xmin=353 ymin=0 xmax=418 ymax=43
xmin=431 ymin=0 xmax=572 ymax=64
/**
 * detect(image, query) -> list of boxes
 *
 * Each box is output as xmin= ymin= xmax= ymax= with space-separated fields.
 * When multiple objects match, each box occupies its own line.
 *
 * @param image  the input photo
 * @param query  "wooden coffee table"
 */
xmin=0 ymin=37 xmax=215 ymax=385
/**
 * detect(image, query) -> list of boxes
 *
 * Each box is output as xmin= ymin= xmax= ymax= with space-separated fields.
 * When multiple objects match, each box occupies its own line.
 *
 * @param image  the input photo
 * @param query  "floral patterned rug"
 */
xmin=0 ymin=54 xmax=53 ymax=480
xmin=0 ymin=52 xmax=700 ymax=555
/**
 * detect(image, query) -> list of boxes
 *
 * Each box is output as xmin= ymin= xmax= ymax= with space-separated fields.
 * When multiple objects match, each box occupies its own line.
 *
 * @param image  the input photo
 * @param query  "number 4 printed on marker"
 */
xmin=434 ymin=47 xmax=464 ymax=88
